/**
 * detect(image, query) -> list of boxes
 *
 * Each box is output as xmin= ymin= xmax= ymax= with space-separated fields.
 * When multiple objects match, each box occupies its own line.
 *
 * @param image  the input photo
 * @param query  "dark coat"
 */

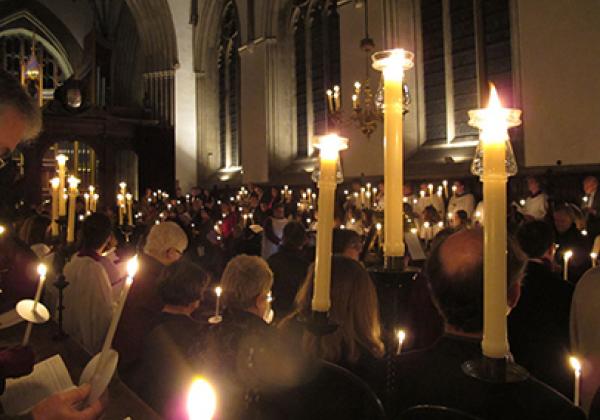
xmin=508 ymin=260 xmax=574 ymax=397
xmin=391 ymin=334 xmax=585 ymax=420
xmin=267 ymin=246 xmax=309 ymax=319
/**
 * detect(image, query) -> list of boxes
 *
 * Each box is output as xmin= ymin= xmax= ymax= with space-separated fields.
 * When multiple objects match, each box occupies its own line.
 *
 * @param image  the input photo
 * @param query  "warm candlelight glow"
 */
xmin=126 ymin=255 xmax=139 ymax=278
xmin=187 ymin=377 xmax=217 ymax=420
xmin=570 ymin=356 xmax=581 ymax=373
xmin=569 ymin=356 xmax=582 ymax=406
xmin=0 ymin=225 xmax=4 ymax=235
xmin=215 ymin=286 xmax=222 ymax=297
xmin=591 ymin=252 xmax=598 ymax=267
xmin=37 ymin=263 xmax=47 ymax=278
xmin=396 ymin=329 xmax=406 ymax=355
xmin=50 ymin=177 xmax=60 ymax=189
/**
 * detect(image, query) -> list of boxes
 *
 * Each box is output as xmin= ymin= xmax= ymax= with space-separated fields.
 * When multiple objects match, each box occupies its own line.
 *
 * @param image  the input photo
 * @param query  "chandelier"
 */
xmin=326 ymin=0 xmax=410 ymax=138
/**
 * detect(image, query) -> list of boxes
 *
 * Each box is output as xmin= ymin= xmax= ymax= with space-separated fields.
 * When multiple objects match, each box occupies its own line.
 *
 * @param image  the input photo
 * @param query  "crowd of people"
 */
xmin=2 ymin=68 xmax=600 ymax=420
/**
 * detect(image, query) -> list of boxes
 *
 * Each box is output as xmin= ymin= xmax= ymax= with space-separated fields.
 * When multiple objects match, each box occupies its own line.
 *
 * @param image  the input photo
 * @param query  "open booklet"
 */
xmin=0 ymin=354 xmax=75 ymax=415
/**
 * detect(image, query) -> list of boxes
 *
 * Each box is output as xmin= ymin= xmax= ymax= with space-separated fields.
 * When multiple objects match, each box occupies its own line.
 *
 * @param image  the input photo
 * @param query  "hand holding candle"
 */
xmin=209 ymin=286 xmax=223 ymax=324
xmin=22 ymin=263 xmax=47 ymax=346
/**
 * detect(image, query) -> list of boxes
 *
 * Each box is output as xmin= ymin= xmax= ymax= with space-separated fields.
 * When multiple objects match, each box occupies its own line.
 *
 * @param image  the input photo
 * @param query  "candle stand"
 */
xmin=53 ymin=273 xmax=69 ymax=341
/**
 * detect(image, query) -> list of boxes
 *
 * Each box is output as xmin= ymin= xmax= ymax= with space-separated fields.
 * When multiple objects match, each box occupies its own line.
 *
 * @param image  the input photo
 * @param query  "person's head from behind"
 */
xmin=425 ymin=228 xmax=526 ymax=334
xmin=517 ymin=221 xmax=556 ymax=261
xmin=272 ymin=203 xmax=285 ymax=219
xmin=158 ymin=260 xmax=209 ymax=314
xmin=19 ymin=215 xmax=50 ymax=246
xmin=282 ymin=221 xmax=306 ymax=250
xmin=285 ymin=256 xmax=384 ymax=363
xmin=221 ymin=255 xmax=273 ymax=318
xmin=423 ymin=205 xmax=441 ymax=223
xmin=553 ymin=205 xmax=574 ymax=234
xmin=143 ymin=221 xmax=188 ymax=266
xmin=81 ymin=213 xmax=113 ymax=253
xmin=332 ymin=228 xmax=362 ymax=260
xmin=0 ymin=71 xmax=42 ymax=160
xmin=451 ymin=210 xmax=469 ymax=229
xmin=583 ymin=176 xmax=598 ymax=195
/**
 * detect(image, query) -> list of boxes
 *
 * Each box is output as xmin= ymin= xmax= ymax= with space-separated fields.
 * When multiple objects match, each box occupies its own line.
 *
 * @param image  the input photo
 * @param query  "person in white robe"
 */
xmin=517 ymin=176 xmax=548 ymax=221
xmin=447 ymin=180 xmax=476 ymax=219
xmin=63 ymin=213 xmax=115 ymax=354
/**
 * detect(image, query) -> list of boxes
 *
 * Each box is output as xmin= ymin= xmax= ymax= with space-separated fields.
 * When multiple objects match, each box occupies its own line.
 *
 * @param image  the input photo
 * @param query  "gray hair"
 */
xmin=0 ymin=71 xmax=42 ymax=141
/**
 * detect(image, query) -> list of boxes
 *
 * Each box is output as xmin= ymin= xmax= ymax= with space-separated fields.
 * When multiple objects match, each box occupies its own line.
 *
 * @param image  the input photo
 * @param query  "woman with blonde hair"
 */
xmin=279 ymin=255 xmax=386 ymax=396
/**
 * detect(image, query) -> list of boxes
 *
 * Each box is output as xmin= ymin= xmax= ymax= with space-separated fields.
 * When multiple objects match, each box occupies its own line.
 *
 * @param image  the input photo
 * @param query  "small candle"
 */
xmin=519 ymin=199 xmax=526 ymax=206
xmin=333 ymin=85 xmax=340 ymax=110
xmin=50 ymin=178 xmax=60 ymax=236
xmin=94 ymin=256 xmax=138 ymax=377
xmin=84 ymin=193 xmax=90 ymax=214
xmin=126 ymin=193 xmax=133 ymax=226
xmin=119 ymin=181 xmax=127 ymax=197
xmin=420 ymin=190 xmax=425 ymax=198
xmin=563 ymin=250 xmax=573 ymax=281
xmin=451 ymin=185 xmax=457 ymax=196
xmin=66 ymin=177 xmax=80 ymax=243
xmin=214 ymin=286 xmax=222 ymax=317
xmin=22 ymin=263 xmax=47 ymax=346
xmin=428 ymin=184 xmax=434 ymax=196
xmin=442 ymin=180 xmax=448 ymax=197
xmin=569 ymin=356 xmax=581 ymax=406
xmin=326 ymin=89 xmax=334 ymax=112
xmin=591 ymin=252 xmax=598 ymax=267
xmin=187 ymin=377 xmax=217 ymax=420
xmin=396 ymin=329 xmax=406 ymax=355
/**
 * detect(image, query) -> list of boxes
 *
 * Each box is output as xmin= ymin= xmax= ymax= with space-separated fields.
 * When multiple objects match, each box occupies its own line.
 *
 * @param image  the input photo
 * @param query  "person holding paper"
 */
xmin=28 ymin=384 xmax=105 ymax=420
xmin=63 ymin=214 xmax=115 ymax=354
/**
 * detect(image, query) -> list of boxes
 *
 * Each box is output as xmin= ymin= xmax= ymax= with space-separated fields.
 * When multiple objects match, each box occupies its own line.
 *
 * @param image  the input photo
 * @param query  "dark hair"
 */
xmin=332 ymin=228 xmax=361 ymax=254
xmin=0 ymin=70 xmax=42 ymax=141
xmin=19 ymin=215 xmax=50 ymax=245
xmin=282 ymin=221 xmax=306 ymax=249
xmin=272 ymin=202 xmax=284 ymax=211
xmin=158 ymin=260 xmax=209 ymax=306
xmin=81 ymin=213 xmax=113 ymax=250
xmin=425 ymin=229 xmax=526 ymax=333
xmin=455 ymin=210 xmax=468 ymax=224
xmin=517 ymin=221 xmax=555 ymax=259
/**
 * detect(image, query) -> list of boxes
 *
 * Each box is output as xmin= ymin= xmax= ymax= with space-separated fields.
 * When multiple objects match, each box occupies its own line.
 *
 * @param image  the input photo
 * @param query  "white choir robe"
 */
xmin=518 ymin=193 xmax=548 ymax=221
xmin=447 ymin=193 xmax=476 ymax=219
xmin=414 ymin=195 xmax=445 ymax=219
xmin=474 ymin=201 xmax=484 ymax=226
xmin=63 ymin=254 xmax=116 ymax=354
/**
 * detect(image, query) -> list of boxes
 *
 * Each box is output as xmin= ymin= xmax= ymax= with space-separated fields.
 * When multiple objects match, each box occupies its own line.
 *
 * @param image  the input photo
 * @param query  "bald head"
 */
xmin=583 ymin=176 xmax=598 ymax=195
xmin=425 ymin=228 xmax=526 ymax=333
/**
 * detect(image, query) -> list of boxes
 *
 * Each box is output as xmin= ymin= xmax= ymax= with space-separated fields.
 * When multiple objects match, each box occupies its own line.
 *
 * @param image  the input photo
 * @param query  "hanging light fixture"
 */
xmin=326 ymin=0 xmax=410 ymax=139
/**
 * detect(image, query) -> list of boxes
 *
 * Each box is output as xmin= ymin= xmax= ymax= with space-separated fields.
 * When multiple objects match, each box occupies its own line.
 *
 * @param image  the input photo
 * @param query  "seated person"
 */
xmin=131 ymin=260 xmax=209 ymax=417
xmin=279 ymin=256 xmax=386 ymax=399
xmin=509 ymin=221 xmax=574 ymax=397
xmin=63 ymin=213 xmax=114 ymax=354
xmin=391 ymin=228 xmax=584 ymax=420
xmin=267 ymin=222 xmax=309 ymax=321
xmin=553 ymin=204 xmax=592 ymax=283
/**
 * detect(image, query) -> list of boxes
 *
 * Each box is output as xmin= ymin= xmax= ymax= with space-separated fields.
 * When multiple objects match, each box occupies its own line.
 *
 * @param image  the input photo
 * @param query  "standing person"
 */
xmin=114 ymin=221 xmax=188 ymax=377
xmin=447 ymin=180 xmax=475 ymax=219
xmin=517 ymin=176 xmax=548 ymax=221
xmin=63 ymin=213 xmax=115 ymax=354
xmin=261 ymin=203 xmax=288 ymax=260
xmin=582 ymin=176 xmax=600 ymax=239
xmin=0 ymin=71 xmax=42 ymax=218
xmin=267 ymin=222 xmax=309 ymax=320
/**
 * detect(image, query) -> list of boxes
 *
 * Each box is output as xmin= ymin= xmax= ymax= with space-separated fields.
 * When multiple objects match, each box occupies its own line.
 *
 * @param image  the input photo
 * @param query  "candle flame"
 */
xmin=397 ymin=329 xmax=406 ymax=344
xmin=0 ymin=225 xmax=5 ymax=235
xmin=187 ymin=377 xmax=217 ymax=420
xmin=67 ymin=176 xmax=80 ymax=188
xmin=215 ymin=286 xmax=222 ymax=297
xmin=376 ymin=223 xmax=382 ymax=231
xmin=564 ymin=250 xmax=574 ymax=261
xmin=126 ymin=255 xmax=139 ymax=279
xmin=56 ymin=154 xmax=68 ymax=165
xmin=592 ymin=252 xmax=598 ymax=260
xmin=119 ymin=182 xmax=127 ymax=189
xmin=37 ymin=263 xmax=47 ymax=278
xmin=569 ymin=356 xmax=581 ymax=373
xmin=50 ymin=178 xmax=60 ymax=188
xmin=410 ymin=228 xmax=418 ymax=235
xmin=314 ymin=134 xmax=348 ymax=161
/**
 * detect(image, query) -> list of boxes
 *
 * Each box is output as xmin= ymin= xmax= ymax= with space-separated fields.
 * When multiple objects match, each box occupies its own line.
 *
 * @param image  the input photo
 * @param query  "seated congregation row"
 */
xmin=45 ymin=213 xmax=598 ymax=419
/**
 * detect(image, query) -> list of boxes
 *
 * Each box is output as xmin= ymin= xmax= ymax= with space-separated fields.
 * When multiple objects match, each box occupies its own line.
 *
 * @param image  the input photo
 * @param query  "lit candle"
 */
xmin=56 ymin=155 xmax=68 ymax=216
xmin=468 ymin=84 xmax=521 ymax=359
xmin=563 ymin=250 xmax=573 ymax=281
xmin=451 ymin=185 xmax=457 ymax=196
xmin=372 ymin=49 xmax=414 ymax=260
xmin=333 ymin=85 xmax=340 ymax=110
xmin=22 ymin=264 xmax=47 ymax=346
xmin=326 ymin=89 xmax=334 ymax=112
xmin=50 ymin=178 xmax=60 ymax=237
xmin=352 ymin=94 xmax=358 ymax=109
xmin=66 ymin=177 xmax=80 ymax=243
xmin=312 ymin=134 xmax=348 ymax=312
xmin=569 ymin=356 xmax=582 ymax=406
xmin=396 ymin=329 xmax=406 ymax=355
xmin=84 ymin=193 xmax=90 ymax=214
xmin=117 ymin=194 xmax=124 ymax=226
xmin=187 ymin=377 xmax=217 ymax=420
xmin=214 ymin=286 xmax=222 ymax=317
xmin=119 ymin=181 xmax=127 ymax=197
xmin=428 ymin=184 xmax=434 ymax=196
xmin=420 ymin=190 xmax=425 ymax=199
xmin=94 ymin=256 xmax=138 ymax=377
xmin=93 ymin=193 xmax=99 ymax=212
xmin=442 ymin=180 xmax=448 ymax=197
xmin=126 ymin=193 xmax=133 ymax=226
xmin=591 ymin=252 xmax=598 ymax=267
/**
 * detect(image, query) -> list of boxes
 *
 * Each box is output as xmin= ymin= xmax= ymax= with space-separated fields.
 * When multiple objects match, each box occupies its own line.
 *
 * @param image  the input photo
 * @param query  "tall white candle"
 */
xmin=569 ymin=356 xmax=581 ymax=406
xmin=563 ymin=250 xmax=573 ymax=281
xmin=396 ymin=329 xmax=406 ymax=355
xmin=22 ymin=264 xmax=47 ymax=346
xmin=214 ymin=286 xmax=222 ymax=317
xmin=56 ymin=155 xmax=68 ymax=216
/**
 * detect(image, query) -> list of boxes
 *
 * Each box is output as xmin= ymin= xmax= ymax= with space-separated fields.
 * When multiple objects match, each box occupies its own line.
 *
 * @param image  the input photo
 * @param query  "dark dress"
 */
xmin=267 ymin=245 xmax=309 ymax=320
xmin=508 ymin=260 xmax=574 ymax=397
xmin=130 ymin=312 xmax=205 ymax=418
xmin=391 ymin=334 xmax=585 ymax=420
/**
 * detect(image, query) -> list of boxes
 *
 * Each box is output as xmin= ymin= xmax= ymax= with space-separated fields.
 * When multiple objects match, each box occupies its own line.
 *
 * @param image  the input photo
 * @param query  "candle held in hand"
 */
xmin=22 ymin=263 xmax=48 ymax=346
xmin=569 ymin=356 xmax=581 ymax=406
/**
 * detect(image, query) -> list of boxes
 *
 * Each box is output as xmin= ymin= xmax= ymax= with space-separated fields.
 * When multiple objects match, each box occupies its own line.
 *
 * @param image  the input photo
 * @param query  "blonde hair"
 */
xmin=221 ymin=255 xmax=273 ymax=310
xmin=143 ymin=221 xmax=188 ymax=260
xmin=280 ymin=256 xmax=385 ymax=364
